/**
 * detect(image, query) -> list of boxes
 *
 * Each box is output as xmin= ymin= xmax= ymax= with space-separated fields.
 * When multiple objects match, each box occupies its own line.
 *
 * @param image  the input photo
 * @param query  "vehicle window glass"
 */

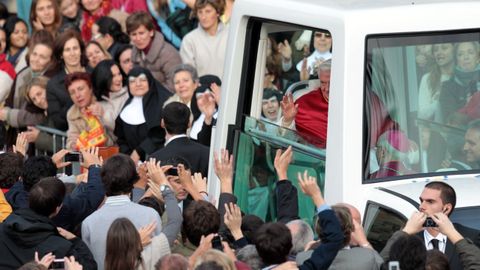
xmin=364 ymin=31 xmax=480 ymax=181
xmin=260 ymin=30 xmax=332 ymax=149
xmin=364 ymin=202 xmax=407 ymax=252
xmin=233 ymin=116 xmax=325 ymax=225
xmin=450 ymin=206 xmax=480 ymax=230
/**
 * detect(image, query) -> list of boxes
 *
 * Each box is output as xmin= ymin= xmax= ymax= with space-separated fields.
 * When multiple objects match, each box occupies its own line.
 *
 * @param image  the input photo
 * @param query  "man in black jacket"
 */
xmin=150 ymin=101 xmax=209 ymax=176
xmin=5 ymin=149 xmax=105 ymax=231
xmin=380 ymin=181 xmax=480 ymax=270
xmin=0 ymin=177 xmax=96 ymax=269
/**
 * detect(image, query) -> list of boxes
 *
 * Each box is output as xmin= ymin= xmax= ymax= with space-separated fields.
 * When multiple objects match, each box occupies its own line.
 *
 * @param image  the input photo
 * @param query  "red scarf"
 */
xmin=81 ymin=1 xmax=112 ymax=41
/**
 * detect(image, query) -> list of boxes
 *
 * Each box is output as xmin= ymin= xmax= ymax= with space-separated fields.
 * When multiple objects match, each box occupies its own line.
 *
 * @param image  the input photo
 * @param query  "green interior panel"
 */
xmin=233 ymin=117 xmax=325 ymax=225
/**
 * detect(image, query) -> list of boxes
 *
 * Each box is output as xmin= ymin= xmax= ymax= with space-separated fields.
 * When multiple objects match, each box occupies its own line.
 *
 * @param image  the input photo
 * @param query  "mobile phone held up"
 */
xmin=64 ymin=152 xmax=81 ymax=176
xmin=50 ymin=258 xmax=65 ymax=270
xmin=212 ymin=235 xmax=224 ymax=251
xmin=423 ymin=217 xmax=438 ymax=227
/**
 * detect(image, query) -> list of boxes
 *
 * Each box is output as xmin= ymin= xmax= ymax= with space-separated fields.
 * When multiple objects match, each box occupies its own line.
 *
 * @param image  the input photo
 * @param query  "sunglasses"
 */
xmin=315 ymin=32 xmax=332 ymax=38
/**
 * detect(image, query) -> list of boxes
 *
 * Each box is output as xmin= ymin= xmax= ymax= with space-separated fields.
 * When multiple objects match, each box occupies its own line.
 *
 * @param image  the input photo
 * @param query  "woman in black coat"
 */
xmin=114 ymin=66 xmax=172 ymax=163
xmin=46 ymin=29 xmax=89 ymax=131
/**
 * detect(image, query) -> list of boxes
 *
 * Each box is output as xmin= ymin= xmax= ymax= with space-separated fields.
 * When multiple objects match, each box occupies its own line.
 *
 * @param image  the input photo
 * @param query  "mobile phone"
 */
xmin=212 ymin=235 xmax=224 ymax=251
xmin=167 ymin=167 xmax=178 ymax=176
xmin=388 ymin=261 xmax=400 ymax=270
xmin=50 ymin=258 xmax=65 ymax=270
xmin=65 ymin=152 xmax=81 ymax=162
xmin=423 ymin=217 xmax=438 ymax=227
xmin=65 ymin=152 xmax=81 ymax=176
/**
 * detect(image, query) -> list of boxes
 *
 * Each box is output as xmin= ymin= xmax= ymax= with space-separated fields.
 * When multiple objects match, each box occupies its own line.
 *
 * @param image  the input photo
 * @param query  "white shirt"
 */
xmin=424 ymin=229 xmax=447 ymax=253
xmin=164 ymin=134 xmax=188 ymax=146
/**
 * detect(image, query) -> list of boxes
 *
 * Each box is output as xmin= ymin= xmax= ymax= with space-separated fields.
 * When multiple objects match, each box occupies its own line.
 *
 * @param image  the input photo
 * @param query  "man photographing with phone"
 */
xmin=381 ymin=181 xmax=480 ymax=270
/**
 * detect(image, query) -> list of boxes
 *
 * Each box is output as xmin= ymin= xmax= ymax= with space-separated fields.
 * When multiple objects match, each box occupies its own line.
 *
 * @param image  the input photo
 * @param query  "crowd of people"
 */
xmin=0 ymin=0 xmax=237 ymax=160
xmin=0 ymin=135 xmax=479 ymax=270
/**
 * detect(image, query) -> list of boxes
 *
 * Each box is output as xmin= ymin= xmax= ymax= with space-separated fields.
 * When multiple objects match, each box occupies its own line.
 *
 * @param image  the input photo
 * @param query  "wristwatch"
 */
xmin=160 ymin=185 xmax=170 ymax=192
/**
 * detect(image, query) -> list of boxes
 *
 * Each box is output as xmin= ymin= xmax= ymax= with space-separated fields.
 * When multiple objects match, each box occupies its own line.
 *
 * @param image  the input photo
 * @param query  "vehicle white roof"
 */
xmin=241 ymin=0 xmax=478 ymax=11
xmin=378 ymin=177 xmax=480 ymax=209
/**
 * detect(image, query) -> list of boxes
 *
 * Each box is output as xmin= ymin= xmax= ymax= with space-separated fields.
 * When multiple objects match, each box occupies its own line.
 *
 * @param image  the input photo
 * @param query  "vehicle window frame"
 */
xmin=362 ymin=28 xmax=480 ymax=184
xmin=364 ymin=200 xmax=408 ymax=252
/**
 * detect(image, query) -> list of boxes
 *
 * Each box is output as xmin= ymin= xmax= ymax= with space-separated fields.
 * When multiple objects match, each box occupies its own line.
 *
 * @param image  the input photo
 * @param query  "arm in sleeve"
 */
xmin=379 ymin=230 xmax=408 ymax=262
xmin=455 ymin=238 xmax=480 ymax=270
xmin=161 ymin=189 xmax=183 ymax=247
xmin=196 ymin=120 xmax=213 ymax=147
xmin=53 ymin=166 xmax=105 ymax=230
xmin=417 ymin=74 xmax=438 ymax=120
xmin=276 ymin=180 xmax=299 ymax=224
xmin=6 ymin=108 xmax=45 ymax=128
xmin=300 ymin=208 xmax=344 ymax=270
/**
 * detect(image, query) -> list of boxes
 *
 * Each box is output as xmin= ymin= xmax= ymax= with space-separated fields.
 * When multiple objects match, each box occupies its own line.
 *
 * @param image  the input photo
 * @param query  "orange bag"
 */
xmin=75 ymin=111 xmax=107 ymax=150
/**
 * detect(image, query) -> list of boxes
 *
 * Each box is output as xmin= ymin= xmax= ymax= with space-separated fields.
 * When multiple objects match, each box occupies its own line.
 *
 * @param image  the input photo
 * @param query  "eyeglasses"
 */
xmin=128 ymin=74 xmax=148 ymax=83
xmin=315 ymin=32 xmax=332 ymax=39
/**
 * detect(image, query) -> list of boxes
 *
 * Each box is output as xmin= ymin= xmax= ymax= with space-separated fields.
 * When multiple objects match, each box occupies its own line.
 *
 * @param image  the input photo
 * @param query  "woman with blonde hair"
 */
xmin=194 ymin=249 xmax=237 ymax=270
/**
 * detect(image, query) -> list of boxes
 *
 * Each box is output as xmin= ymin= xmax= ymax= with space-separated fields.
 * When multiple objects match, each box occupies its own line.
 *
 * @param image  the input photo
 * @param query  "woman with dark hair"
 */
xmin=0 ymin=3 xmax=9 ymax=27
xmin=0 ymin=27 xmax=16 ymax=104
xmin=105 ymin=217 xmax=144 ymax=270
xmin=114 ymin=44 xmax=133 ymax=85
xmin=105 ymin=217 xmax=170 ymax=270
xmin=46 ymin=29 xmax=88 ymax=131
xmin=29 ymin=0 xmax=63 ymax=37
xmin=417 ymin=43 xmax=454 ymax=121
xmin=92 ymin=16 xmax=130 ymax=57
xmin=91 ymin=59 xmax=129 ymax=136
xmin=4 ymin=16 xmax=29 ymax=72
xmin=65 ymin=72 xmax=114 ymax=150
xmin=114 ymin=66 xmax=171 ymax=163
xmin=261 ymin=88 xmax=282 ymax=123
xmin=126 ymin=11 xmax=181 ymax=92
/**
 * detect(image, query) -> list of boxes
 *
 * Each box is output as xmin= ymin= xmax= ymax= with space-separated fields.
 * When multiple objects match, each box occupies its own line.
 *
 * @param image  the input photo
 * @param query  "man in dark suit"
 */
xmin=381 ymin=181 xmax=480 ymax=270
xmin=150 ymin=101 xmax=209 ymax=177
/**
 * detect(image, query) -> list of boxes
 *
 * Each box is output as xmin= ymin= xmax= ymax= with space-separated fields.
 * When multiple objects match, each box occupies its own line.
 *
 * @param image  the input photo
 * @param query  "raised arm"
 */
xmin=274 ymin=146 xmax=299 ymax=223
xmin=146 ymin=159 xmax=182 ymax=246
xmin=298 ymin=171 xmax=344 ymax=270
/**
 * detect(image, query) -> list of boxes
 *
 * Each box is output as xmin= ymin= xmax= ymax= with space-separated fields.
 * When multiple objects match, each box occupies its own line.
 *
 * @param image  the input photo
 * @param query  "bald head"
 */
xmin=336 ymin=203 xmax=361 ymax=224
xmin=335 ymin=203 xmax=363 ymax=246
